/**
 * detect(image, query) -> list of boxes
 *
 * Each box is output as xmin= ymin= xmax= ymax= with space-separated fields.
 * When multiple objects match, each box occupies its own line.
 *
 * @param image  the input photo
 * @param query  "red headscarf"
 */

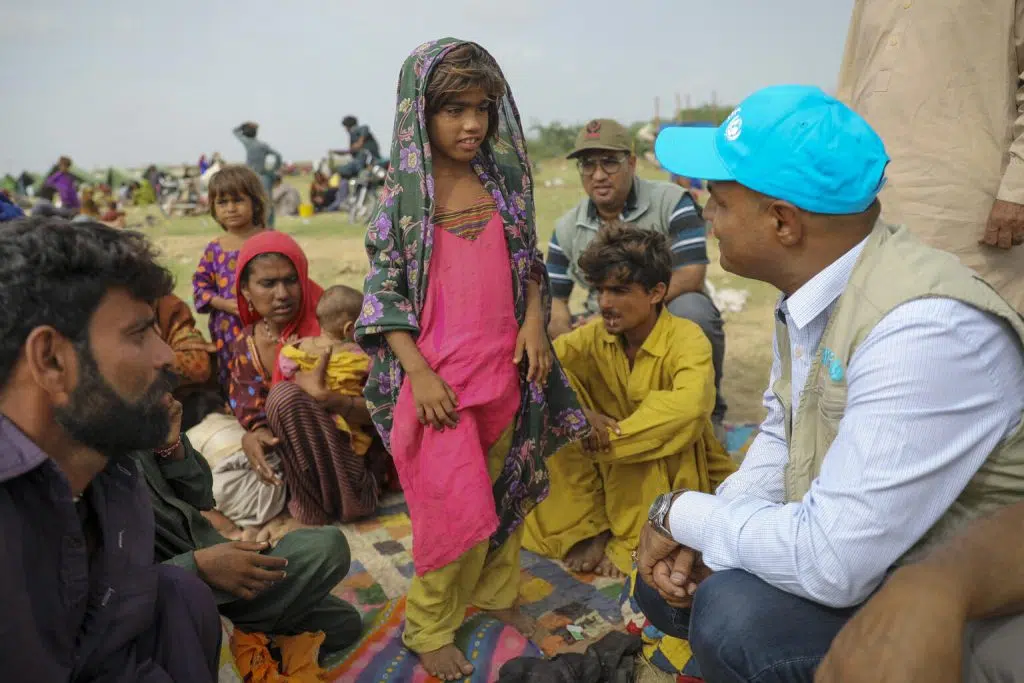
xmin=235 ymin=231 xmax=324 ymax=383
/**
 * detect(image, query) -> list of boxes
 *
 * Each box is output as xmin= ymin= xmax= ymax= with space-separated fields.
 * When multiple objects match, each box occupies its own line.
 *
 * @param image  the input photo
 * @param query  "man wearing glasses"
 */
xmin=546 ymin=119 xmax=727 ymax=431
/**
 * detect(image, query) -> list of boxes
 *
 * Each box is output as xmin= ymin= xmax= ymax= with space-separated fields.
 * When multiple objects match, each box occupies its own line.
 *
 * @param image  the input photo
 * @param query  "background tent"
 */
xmin=98 ymin=166 xmax=141 ymax=189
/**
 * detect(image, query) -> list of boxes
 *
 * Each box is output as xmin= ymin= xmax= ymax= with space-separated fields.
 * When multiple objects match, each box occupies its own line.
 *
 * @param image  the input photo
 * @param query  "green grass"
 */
xmin=146 ymin=160 xmax=776 ymax=423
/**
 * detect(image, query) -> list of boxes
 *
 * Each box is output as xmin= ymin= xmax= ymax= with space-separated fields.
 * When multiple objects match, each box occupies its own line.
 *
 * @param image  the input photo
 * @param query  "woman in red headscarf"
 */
xmin=229 ymin=231 xmax=380 ymax=525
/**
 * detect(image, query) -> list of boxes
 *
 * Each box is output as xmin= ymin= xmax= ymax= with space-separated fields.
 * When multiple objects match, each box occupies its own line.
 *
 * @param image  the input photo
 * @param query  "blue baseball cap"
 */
xmin=655 ymin=85 xmax=889 ymax=215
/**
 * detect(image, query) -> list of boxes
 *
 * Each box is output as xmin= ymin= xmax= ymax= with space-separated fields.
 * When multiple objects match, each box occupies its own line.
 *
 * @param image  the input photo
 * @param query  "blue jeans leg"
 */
xmin=634 ymin=577 xmax=704 ymax=677
xmin=689 ymin=570 xmax=858 ymax=683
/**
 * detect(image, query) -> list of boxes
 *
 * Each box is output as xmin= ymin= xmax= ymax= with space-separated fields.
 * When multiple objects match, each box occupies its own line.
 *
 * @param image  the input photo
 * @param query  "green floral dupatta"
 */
xmin=355 ymin=38 xmax=587 ymax=550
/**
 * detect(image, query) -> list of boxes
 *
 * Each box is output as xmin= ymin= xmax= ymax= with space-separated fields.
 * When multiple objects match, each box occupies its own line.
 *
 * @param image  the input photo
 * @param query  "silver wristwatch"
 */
xmin=647 ymin=489 xmax=686 ymax=538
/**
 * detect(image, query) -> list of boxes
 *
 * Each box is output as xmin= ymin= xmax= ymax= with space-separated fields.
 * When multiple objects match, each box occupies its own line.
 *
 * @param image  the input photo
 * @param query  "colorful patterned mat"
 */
xmin=218 ymin=424 xmax=759 ymax=682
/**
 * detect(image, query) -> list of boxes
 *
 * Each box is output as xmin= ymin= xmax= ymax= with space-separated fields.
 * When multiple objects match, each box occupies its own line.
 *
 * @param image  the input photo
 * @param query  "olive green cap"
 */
xmin=566 ymin=119 xmax=634 ymax=159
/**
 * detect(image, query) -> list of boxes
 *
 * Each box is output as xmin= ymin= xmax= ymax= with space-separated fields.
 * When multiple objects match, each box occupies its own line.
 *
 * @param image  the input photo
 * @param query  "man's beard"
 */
xmin=54 ymin=343 xmax=179 ymax=459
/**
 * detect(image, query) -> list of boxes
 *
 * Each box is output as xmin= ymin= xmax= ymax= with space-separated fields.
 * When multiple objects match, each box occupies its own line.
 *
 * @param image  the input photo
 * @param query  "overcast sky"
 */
xmin=0 ymin=0 xmax=854 ymax=175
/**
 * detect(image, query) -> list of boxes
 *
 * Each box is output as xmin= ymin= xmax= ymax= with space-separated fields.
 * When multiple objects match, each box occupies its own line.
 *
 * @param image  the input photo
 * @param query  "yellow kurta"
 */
xmin=523 ymin=309 xmax=736 ymax=574
xmin=836 ymin=0 xmax=1024 ymax=312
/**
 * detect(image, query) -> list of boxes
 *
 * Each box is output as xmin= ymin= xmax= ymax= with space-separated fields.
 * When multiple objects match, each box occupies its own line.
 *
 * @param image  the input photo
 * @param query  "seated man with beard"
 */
xmin=0 ymin=217 xmax=221 ymax=682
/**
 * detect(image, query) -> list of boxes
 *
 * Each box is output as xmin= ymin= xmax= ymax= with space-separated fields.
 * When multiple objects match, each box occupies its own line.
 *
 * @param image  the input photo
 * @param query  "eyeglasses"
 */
xmin=576 ymin=154 xmax=627 ymax=177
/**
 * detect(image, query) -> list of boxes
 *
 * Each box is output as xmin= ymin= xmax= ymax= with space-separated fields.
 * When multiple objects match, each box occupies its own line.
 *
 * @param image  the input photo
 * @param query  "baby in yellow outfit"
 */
xmin=277 ymin=284 xmax=373 ymax=455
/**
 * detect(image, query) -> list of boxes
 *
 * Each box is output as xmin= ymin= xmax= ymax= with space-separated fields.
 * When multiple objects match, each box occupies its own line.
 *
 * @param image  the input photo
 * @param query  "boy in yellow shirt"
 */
xmin=524 ymin=224 xmax=736 ymax=576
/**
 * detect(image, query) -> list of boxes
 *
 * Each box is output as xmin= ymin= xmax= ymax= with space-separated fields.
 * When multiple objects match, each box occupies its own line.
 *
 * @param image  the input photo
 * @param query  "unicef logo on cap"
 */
xmin=724 ymin=107 xmax=742 ymax=142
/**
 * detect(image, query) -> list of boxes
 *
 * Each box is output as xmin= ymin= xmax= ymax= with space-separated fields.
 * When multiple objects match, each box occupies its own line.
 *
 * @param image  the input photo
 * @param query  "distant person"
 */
xmin=32 ymin=184 xmax=78 ymax=219
xmin=199 ymin=153 xmax=210 ymax=175
xmin=338 ymin=115 xmax=381 ymax=177
xmin=101 ymin=202 xmax=127 ymax=228
xmin=72 ymin=197 xmax=102 ymax=223
xmin=837 ymin=0 xmax=1024 ymax=312
xmin=0 ymin=217 xmax=221 ymax=682
xmin=310 ymin=171 xmax=338 ymax=212
xmin=193 ymin=165 xmax=267 ymax=395
xmin=545 ymin=118 xmax=728 ymax=433
xmin=45 ymin=156 xmax=80 ymax=211
xmin=0 ymin=191 xmax=24 ymax=222
xmin=271 ymin=175 xmax=301 ymax=217
xmin=233 ymin=121 xmax=283 ymax=228
xmin=144 ymin=165 xmax=162 ymax=197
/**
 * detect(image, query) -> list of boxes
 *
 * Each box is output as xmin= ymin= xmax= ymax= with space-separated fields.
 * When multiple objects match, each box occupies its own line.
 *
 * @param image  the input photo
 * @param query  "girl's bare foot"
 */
xmin=419 ymin=644 xmax=474 ymax=681
xmin=201 ymin=509 xmax=243 ymax=540
xmin=241 ymin=526 xmax=262 ymax=543
xmin=594 ymin=554 xmax=625 ymax=579
xmin=564 ymin=530 xmax=611 ymax=573
xmin=486 ymin=606 xmax=537 ymax=638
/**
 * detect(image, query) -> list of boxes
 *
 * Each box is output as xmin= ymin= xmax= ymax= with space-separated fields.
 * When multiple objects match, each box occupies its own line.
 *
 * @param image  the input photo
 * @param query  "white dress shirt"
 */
xmin=668 ymin=239 xmax=1024 ymax=608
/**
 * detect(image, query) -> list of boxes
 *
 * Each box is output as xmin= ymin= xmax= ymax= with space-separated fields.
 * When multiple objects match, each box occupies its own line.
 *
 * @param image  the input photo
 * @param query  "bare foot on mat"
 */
xmin=564 ymin=531 xmax=611 ymax=573
xmin=561 ymin=532 xmax=606 ymax=573
xmin=486 ymin=605 xmax=537 ymax=638
xmin=419 ymin=644 xmax=474 ymax=681
xmin=595 ymin=553 xmax=625 ymax=579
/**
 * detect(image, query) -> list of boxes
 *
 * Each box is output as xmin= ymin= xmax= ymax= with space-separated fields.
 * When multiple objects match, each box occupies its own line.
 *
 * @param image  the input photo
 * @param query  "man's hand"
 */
xmin=294 ymin=351 xmax=330 ymax=402
xmin=582 ymin=409 xmax=620 ymax=453
xmin=241 ymin=428 xmax=283 ymax=486
xmin=980 ymin=199 xmax=1024 ymax=249
xmin=161 ymin=396 xmax=183 ymax=450
xmin=514 ymin=314 xmax=553 ymax=385
xmin=636 ymin=523 xmax=681 ymax=591
xmin=816 ymin=565 xmax=966 ymax=683
xmin=194 ymin=541 xmax=288 ymax=600
xmin=408 ymin=367 xmax=459 ymax=431
xmin=651 ymin=546 xmax=711 ymax=608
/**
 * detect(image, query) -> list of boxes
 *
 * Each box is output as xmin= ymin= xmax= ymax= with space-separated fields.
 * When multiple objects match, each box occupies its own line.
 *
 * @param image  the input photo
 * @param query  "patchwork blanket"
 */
xmin=216 ymin=425 xmax=759 ymax=681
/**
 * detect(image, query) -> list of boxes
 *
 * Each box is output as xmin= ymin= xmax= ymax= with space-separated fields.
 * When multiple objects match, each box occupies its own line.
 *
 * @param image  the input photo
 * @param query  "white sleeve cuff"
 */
xmin=667 ymin=490 xmax=722 ymax=550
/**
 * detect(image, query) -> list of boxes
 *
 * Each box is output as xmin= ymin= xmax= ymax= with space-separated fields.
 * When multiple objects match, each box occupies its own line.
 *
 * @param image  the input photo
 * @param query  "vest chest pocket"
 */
xmin=816 ymin=381 xmax=848 ymax=448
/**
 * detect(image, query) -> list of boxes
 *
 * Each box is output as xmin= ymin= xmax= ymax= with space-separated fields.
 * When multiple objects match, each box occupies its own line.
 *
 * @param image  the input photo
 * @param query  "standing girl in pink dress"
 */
xmin=356 ymin=39 xmax=588 ymax=680
xmin=193 ymin=165 xmax=267 ymax=395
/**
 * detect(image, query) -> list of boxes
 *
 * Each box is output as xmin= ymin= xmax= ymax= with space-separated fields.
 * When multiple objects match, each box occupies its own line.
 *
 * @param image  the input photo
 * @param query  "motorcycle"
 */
xmin=344 ymin=156 xmax=389 ymax=224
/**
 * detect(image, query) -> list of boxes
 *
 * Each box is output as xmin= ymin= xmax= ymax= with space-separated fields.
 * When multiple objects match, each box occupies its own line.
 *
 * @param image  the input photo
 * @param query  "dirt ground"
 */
xmin=150 ymin=161 xmax=776 ymax=424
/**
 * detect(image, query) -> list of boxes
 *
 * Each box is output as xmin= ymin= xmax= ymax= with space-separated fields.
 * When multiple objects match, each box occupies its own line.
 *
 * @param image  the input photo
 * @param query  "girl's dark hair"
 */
xmin=208 ymin=165 xmax=268 ymax=229
xmin=425 ymin=43 xmax=506 ymax=142
xmin=577 ymin=222 xmax=673 ymax=292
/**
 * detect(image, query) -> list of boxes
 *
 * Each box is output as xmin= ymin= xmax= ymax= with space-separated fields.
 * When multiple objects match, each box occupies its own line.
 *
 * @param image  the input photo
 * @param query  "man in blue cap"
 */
xmin=632 ymin=85 xmax=1024 ymax=681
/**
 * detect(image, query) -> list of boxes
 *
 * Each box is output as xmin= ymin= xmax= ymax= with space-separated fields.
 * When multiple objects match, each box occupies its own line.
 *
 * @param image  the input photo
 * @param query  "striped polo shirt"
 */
xmin=546 ymin=177 xmax=709 ymax=313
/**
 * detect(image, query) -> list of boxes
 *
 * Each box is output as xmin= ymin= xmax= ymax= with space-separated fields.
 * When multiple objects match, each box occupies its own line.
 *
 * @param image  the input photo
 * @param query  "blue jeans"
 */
xmin=634 ymin=570 xmax=859 ymax=682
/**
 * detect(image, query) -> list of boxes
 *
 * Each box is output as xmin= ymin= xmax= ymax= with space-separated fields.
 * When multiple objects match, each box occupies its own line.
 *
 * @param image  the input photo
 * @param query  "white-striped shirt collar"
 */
xmin=779 ymin=238 xmax=868 ymax=331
